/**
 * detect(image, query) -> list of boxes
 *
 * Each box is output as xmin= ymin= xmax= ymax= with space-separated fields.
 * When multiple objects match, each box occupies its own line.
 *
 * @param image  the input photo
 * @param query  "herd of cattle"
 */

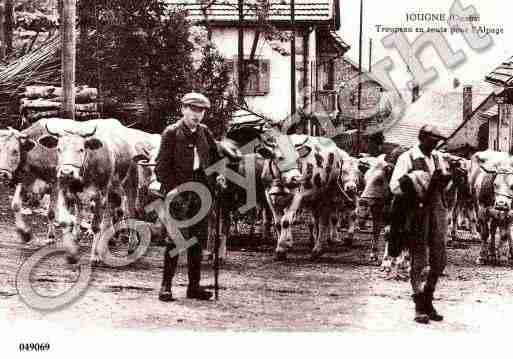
xmin=1 ymin=117 xmax=513 ymax=271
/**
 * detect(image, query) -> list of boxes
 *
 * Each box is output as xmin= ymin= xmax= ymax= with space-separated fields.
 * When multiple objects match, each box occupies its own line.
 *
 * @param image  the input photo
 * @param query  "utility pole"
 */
xmin=62 ymin=0 xmax=76 ymax=120
xmin=237 ymin=0 xmax=244 ymax=105
xmin=290 ymin=0 xmax=296 ymax=119
xmin=356 ymin=0 xmax=363 ymax=154
xmin=4 ymin=0 xmax=13 ymax=56
xmin=0 ymin=3 xmax=5 ymax=59
xmin=368 ymin=38 xmax=372 ymax=73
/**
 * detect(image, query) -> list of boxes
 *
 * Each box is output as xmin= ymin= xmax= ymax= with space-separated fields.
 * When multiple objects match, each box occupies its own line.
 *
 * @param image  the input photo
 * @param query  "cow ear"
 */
xmin=38 ymin=135 xmax=58 ymax=149
xmin=256 ymin=144 xmax=274 ymax=159
xmin=85 ymin=138 xmax=103 ymax=150
xmin=358 ymin=160 xmax=371 ymax=174
xmin=296 ymin=144 xmax=312 ymax=158
xmin=132 ymin=153 xmax=150 ymax=164
xmin=20 ymin=138 xmax=36 ymax=152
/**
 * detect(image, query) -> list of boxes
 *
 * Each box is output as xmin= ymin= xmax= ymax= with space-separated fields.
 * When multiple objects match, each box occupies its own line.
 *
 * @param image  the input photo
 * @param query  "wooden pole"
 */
xmin=290 ymin=0 xmax=296 ymax=119
xmin=368 ymin=38 xmax=372 ymax=73
xmin=356 ymin=0 xmax=363 ymax=154
xmin=62 ymin=0 xmax=76 ymax=120
xmin=4 ymin=0 xmax=13 ymax=56
xmin=0 ymin=4 xmax=5 ymax=59
xmin=237 ymin=0 xmax=244 ymax=105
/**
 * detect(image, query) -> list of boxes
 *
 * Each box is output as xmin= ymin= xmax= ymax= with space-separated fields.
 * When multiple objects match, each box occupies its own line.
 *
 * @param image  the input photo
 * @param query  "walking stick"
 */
xmin=214 ymin=188 xmax=222 ymax=300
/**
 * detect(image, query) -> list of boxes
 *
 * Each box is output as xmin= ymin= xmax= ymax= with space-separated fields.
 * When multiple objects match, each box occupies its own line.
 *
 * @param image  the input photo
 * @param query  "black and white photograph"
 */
xmin=1 ymin=0 xmax=513 ymax=356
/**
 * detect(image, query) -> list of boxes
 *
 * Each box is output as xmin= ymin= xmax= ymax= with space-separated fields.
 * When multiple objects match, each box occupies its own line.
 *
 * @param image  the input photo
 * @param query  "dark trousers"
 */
xmin=409 ymin=192 xmax=448 ymax=295
xmin=161 ymin=170 xmax=210 ymax=292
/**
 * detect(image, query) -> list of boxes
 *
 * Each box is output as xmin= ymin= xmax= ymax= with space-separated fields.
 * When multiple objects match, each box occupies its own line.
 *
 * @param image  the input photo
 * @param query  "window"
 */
xmin=226 ymin=58 xmax=270 ymax=96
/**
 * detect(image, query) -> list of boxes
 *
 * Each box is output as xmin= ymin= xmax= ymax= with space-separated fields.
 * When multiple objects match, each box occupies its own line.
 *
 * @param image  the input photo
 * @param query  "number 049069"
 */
xmin=18 ymin=343 xmax=50 ymax=351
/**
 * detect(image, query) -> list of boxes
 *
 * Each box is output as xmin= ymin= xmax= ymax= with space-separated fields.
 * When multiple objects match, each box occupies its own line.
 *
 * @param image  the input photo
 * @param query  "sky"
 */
xmin=338 ymin=0 xmax=513 ymax=93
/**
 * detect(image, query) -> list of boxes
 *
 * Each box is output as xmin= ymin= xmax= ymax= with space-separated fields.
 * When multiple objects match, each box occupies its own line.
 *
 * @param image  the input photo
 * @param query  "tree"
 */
xmin=77 ymin=0 xmax=234 ymax=134
xmin=77 ymin=0 xmax=195 ymax=132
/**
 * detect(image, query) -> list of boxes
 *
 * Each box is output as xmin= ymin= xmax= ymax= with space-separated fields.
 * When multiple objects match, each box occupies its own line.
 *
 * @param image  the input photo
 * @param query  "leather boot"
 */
xmin=186 ymin=241 xmax=212 ymax=301
xmin=424 ymin=291 xmax=443 ymax=321
xmin=412 ymin=293 xmax=429 ymax=324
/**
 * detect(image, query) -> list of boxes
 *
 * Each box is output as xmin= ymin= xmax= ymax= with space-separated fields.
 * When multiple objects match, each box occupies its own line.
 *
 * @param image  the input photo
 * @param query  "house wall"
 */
xmin=446 ymin=96 xmax=495 ymax=152
xmin=334 ymin=58 xmax=383 ymax=116
xmin=211 ymin=27 xmax=307 ymax=123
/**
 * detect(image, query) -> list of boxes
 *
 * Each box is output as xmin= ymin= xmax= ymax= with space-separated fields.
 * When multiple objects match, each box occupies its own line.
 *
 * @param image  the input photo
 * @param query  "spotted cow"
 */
xmin=263 ymin=135 xmax=354 ymax=260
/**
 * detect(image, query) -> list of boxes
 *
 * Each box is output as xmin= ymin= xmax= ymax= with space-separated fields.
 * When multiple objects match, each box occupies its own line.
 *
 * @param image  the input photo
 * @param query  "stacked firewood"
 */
xmin=20 ymin=85 xmax=100 ymax=123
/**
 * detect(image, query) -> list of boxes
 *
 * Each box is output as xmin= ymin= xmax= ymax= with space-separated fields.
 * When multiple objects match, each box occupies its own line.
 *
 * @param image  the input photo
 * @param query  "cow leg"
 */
xmin=507 ymin=221 xmax=513 ymax=266
xmin=344 ymin=208 xmax=356 ymax=247
xmin=122 ymin=180 xmax=139 ymax=255
xmin=12 ymin=183 xmax=33 ymax=243
xmin=56 ymin=189 xmax=80 ymax=264
xmin=488 ymin=218 xmax=498 ymax=266
xmin=312 ymin=206 xmax=330 ymax=260
xmin=44 ymin=187 xmax=58 ymax=245
xmin=370 ymin=205 xmax=382 ymax=262
xmin=498 ymin=221 xmax=510 ymax=265
xmin=262 ymin=204 xmax=273 ymax=241
xmin=329 ymin=208 xmax=340 ymax=244
xmin=276 ymin=208 xmax=296 ymax=260
xmin=90 ymin=192 xmax=107 ymax=264
xmin=206 ymin=204 xmax=227 ymax=263
xmin=476 ymin=207 xmax=490 ymax=265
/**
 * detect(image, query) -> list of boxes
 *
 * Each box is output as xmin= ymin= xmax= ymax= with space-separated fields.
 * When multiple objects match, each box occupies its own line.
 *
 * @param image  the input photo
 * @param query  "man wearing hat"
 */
xmin=389 ymin=124 xmax=453 ymax=324
xmin=154 ymin=92 xmax=223 ymax=301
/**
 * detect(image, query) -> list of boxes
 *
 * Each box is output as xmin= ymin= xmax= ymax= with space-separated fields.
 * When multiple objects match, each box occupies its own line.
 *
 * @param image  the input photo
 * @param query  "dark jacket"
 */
xmin=155 ymin=119 xmax=220 ymax=194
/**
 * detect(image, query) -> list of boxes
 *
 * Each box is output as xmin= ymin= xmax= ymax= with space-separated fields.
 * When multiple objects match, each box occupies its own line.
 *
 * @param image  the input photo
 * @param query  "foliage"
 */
xmin=77 ymin=0 xmax=193 ymax=133
xmin=77 ymin=0 xmax=234 ymax=134
xmin=190 ymin=39 xmax=237 ymax=139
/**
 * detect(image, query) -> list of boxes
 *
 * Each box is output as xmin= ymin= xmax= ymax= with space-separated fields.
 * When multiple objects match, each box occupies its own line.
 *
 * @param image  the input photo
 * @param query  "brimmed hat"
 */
xmin=182 ymin=92 xmax=211 ymax=109
xmin=419 ymin=124 xmax=444 ymax=139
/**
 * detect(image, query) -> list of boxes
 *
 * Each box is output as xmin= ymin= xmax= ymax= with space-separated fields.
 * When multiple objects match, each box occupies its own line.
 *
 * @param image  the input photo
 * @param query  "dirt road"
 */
xmin=1 ymin=192 xmax=513 ymax=333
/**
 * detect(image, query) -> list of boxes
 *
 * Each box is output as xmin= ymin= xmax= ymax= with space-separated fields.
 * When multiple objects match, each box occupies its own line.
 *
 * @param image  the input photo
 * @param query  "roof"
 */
xmin=383 ymin=82 xmax=495 ymax=148
xmin=163 ymin=0 xmax=337 ymax=25
xmin=342 ymin=56 xmax=390 ymax=90
xmin=486 ymin=56 xmax=513 ymax=86
xmin=329 ymin=31 xmax=350 ymax=52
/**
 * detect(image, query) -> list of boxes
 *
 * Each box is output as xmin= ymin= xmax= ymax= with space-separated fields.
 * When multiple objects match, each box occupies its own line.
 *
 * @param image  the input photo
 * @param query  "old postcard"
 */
xmin=1 ymin=0 xmax=513 ymax=357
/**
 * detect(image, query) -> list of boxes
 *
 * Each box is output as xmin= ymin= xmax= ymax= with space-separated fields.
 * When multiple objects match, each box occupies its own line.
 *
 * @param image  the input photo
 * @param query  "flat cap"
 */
xmin=182 ymin=92 xmax=211 ymax=109
xmin=419 ymin=124 xmax=444 ymax=139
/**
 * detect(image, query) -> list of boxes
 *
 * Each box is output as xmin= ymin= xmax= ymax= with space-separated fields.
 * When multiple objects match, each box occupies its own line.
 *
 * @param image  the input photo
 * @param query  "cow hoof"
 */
xmin=275 ymin=251 xmax=287 ymax=261
xmin=17 ymin=229 xmax=33 ymax=243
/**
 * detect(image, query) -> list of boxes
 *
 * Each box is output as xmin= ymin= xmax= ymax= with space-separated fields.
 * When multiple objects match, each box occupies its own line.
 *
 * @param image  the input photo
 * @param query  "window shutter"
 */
xmin=259 ymin=60 xmax=270 ymax=95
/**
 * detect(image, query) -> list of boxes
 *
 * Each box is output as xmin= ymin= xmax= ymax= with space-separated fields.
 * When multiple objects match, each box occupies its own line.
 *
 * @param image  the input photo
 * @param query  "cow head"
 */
xmin=0 ymin=127 xmax=36 ymax=183
xmin=38 ymin=122 xmax=101 ymax=184
xmin=356 ymin=155 xmax=393 ymax=225
xmin=480 ymin=164 xmax=513 ymax=212
xmin=339 ymin=155 xmax=363 ymax=196
xmin=255 ymin=131 xmax=305 ymax=188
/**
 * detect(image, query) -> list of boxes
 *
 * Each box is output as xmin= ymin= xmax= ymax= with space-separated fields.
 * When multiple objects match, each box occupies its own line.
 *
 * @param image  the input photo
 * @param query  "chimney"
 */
xmin=411 ymin=83 xmax=420 ymax=103
xmin=463 ymin=84 xmax=472 ymax=123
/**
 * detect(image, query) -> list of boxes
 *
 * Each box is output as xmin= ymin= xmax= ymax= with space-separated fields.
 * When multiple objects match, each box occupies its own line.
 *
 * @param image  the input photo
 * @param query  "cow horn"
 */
xmin=480 ymin=164 xmax=496 ymax=174
xmin=7 ymin=126 xmax=26 ymax=138
xmin=81 ymin=125 xmax=97 ymax=138
xmin=45 ymin=122 xmax=60 ymax=137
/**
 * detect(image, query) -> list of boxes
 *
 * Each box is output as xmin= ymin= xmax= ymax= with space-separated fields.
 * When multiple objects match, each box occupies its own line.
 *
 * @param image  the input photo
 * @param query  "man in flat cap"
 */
xmin=154 ymin=92 xmax=223 ymax=301
xmin=389 ymin=124 xmax=453 ymax=324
